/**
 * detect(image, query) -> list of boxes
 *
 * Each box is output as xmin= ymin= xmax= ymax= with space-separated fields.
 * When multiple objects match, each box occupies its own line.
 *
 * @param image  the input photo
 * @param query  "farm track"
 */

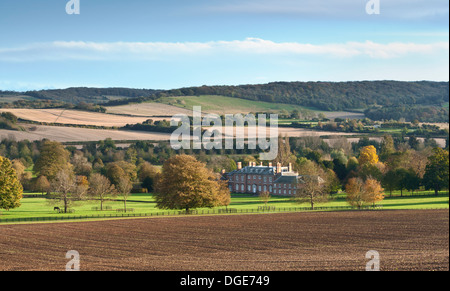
xmin=0 ymin=210 xmax=448 ymax=271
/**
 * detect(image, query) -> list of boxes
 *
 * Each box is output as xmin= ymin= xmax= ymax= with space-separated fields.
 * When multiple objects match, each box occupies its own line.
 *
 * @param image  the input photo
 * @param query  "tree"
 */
xmin=363 ymin=178 xmax=385 ymax=207
xmin=89 ymin=173 xmax=115 ymax=211
xmin=423 ymin=148 xmax=449 ymax=196
xmin=293 ymin=161 xmax=329 ymax=210
xmin=154 ymin=155 xmax=231 ymax=213
xmin=138 ymin=162 xmax=160 ymax=192
xmin=34 ymin=141 xmax=71 ymax=181
xmin=358 ymin=145 xmax=379 ymax=166
xmin=382 ymin=170 xmax=397 ymax=197
xmin=259 ymin=191 xmax=271 ymax=207
xmin=0 ymin=156 xmax=23 ymax=213
xmin=34 ymin=175 xmax=50 ymax=195
xmin=345 ymin=178 xmax=365 ymax=209
xmin=116 ymin=176 xmax=133 ymax=212
xmin=346 ymin=177 xmax=384 ymax=209
xmin=50 ymin=168 xmax=84 ymax=213
xmin=105 ymin=163 xmax=127 ymax=187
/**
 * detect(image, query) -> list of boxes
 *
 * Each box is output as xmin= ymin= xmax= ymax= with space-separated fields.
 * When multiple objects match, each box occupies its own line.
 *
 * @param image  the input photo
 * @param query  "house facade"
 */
xmin=223 ymin=162 xmax=303 ymax=196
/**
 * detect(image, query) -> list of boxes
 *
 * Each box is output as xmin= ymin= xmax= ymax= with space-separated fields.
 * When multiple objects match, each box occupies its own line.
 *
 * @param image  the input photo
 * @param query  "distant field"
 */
xmin=0 ymin=124 xmax=172 ymax=143
xmin=0 ymin=95 xmax=37 ymax=103
xmin=126 ymin=95 xmax=366 ymax=119
xmin=0 ymin=108 xmax=157 ymax=127
xmin=0 ymin=123 xmax=358 ymax=143
xmin=105 ymin=102 xmax=193 ymax=117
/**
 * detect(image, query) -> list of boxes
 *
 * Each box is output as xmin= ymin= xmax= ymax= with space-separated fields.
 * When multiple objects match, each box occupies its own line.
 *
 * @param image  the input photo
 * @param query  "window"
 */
xmin=241 ymin=184 xmax=245 ymax=191
xmin=263 ymin=177 xmax=267 ymax=183
xmin=248 ymin=185 xmax=251 ymax=191
xmin=263 ymin=185 xmax=267 ymax=192
xmin=269 ymin=186 xmax=273 ymax=192
xmin=258 ymin=186 xmax=262 ymax=192
xmin=269 ymin=177 xmax=272 ymax=182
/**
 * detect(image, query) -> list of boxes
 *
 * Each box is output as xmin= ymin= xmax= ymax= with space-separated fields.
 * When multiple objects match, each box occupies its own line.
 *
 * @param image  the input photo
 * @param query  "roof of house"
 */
xmin=227 ymin=166 xmax=278 ymax=176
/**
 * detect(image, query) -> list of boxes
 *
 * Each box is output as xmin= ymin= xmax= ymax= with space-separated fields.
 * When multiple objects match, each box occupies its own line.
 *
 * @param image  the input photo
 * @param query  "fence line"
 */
xmin=3 ymin=204 xmax=448 ymax=224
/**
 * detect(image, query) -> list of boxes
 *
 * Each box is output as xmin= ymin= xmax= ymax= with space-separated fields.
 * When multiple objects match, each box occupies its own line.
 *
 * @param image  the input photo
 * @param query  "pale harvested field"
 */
xmin=1 ymin=124 xmax=357 ymax=143
xmin=105 ymin=103 xmax=194 ymax=117
xmin=0 ymin=108 xmax=162 ymax=127
xmin=0 ymin=210 xmax=447 ymax=271
xmin=0 ymin=124 xmax=171 ymax=143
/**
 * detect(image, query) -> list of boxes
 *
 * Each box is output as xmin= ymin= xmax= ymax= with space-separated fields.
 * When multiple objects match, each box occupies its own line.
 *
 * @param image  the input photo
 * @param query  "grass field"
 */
xmin=155 ymin=95 xmax=366 ymax=119
xmin=1 ymin=191 xmax=448 ymax=222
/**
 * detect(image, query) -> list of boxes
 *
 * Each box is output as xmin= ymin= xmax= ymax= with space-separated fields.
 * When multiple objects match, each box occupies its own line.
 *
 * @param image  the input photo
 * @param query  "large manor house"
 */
xmin=223 ymin=162 xmax=308 ymax=196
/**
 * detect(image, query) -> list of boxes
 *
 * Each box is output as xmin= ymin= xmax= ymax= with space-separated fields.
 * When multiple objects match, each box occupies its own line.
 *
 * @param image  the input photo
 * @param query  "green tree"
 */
xmin=0 ymin=156 xmax=23 ymax=213
xmin=423 ymin=148 xmax=449 ymax=196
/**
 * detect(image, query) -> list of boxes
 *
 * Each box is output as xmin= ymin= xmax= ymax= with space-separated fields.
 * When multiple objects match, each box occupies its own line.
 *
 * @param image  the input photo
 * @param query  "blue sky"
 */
xmin=0 ymin=0 xmax=448 ymax=91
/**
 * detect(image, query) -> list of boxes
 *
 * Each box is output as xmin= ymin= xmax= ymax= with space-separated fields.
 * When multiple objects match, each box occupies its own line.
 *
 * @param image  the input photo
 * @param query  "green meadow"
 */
xmin=157 ymin=95 xmax=317 ymax=114
xmin=0 ymin=191 xmax=448 ymax=222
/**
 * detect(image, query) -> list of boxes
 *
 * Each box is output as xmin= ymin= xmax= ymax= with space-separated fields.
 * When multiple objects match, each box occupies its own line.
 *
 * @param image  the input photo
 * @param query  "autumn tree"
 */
xmin=346 ymin=177 xmax=385 ymax=209
xmin=34 ymin=141 xmax=71 ymax=181
xmin=363 ymin=178 xmax=385 ymax=207
xmin=293 ymin=161 xmax=329 ymax=210
xmin=34 ymin=175 xmax=50 ymax=195
xmin=345 ymin=178 xmax=365 ymax=209
xmin=358 ymin=145 xmax=379 ymax=166
xmin=154 ymin=155 xmax=231 ymax=213
xmin=0 ymin=156 xmax=23 ymax=213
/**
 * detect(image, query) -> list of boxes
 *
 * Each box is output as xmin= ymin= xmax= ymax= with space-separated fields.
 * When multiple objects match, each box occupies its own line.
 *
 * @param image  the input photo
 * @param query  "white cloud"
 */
xmin=0 ymin=38 xmax=447 ymax=62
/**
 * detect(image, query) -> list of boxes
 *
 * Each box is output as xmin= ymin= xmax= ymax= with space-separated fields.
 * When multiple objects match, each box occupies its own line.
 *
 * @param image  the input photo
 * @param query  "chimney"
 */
xmin=277 ymin=163 xmax=282 ymax=174
xmin=260 ymin=162 xmax=263 ymax=167
xmin=237 ymin=162 xmax=242 ymax=170
xmin=289 ymin=163 xmax=293 ymax=172
xmin=269 ymin=162 xmax=273 ymax=167
xmin=221 ymin=169 xmax=226 ymax=175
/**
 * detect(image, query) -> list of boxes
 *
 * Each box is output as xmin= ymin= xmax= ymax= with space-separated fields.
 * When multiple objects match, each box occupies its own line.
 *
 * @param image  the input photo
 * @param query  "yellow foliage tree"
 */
xmin=358 ymin=145 xmax=379 ymax=166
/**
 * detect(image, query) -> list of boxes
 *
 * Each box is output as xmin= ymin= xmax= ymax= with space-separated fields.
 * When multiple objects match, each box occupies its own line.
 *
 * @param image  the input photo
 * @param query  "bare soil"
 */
xmin=0 ymin=210 xmax=448 ymax=271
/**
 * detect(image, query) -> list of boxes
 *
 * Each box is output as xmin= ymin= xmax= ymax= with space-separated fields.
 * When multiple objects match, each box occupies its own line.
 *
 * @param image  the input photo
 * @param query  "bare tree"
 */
xmin=50 ymin=168 xmax=84 ymax=213
xmin=116 ymin=176 xmax=133 ymax=212
xmin=88 ymin=173 xmax=115 ymax=211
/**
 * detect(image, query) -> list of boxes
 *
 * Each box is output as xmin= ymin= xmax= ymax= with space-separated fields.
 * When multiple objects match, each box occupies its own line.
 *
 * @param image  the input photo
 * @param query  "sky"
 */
xmin=0 ymin=0 xmax=448 ymax=91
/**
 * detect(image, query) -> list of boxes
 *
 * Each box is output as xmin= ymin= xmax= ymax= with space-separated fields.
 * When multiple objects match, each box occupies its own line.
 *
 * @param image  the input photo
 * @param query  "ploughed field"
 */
xmin=0 ymin=210 xmax=448 ymax=271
